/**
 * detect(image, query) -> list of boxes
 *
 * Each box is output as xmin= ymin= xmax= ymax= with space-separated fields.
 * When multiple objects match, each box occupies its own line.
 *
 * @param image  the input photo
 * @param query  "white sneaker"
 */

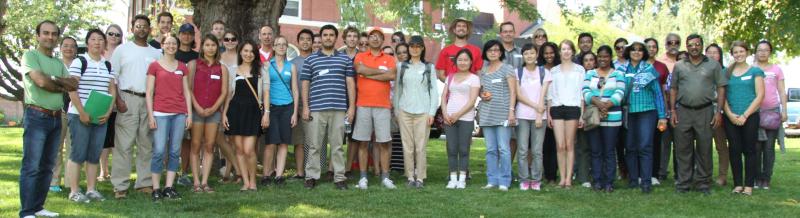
xmin=482 ymin=184 xmax=496 ymax=189
xmin=582 ymin=182 xmax=591 ymax=188
xmin=35 ymin=209 xmax=60 ymax=217
xmin=499 ymin=186 xmax=509 ymax=191
xmin=456 ymin=180 xmax=466 ymax=189
xmin=382 ymin=178 xmax=397 ymax=189
xmin=651 ymin=177 xmax=661 ymax=186
xmin=446 ymin=180 xmax=457 ymax=189
xmin=355 ymin=177 xmax=368 ymax=189
xmin=68 ymin=192 xmax=90 ymax=203
xmin=85 ymin=190 xmax=106 ymax=202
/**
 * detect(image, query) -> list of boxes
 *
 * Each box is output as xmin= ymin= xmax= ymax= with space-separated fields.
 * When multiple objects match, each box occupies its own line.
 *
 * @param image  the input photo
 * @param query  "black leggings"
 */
xmin=724 ymin=113 xmax=759 ymax=187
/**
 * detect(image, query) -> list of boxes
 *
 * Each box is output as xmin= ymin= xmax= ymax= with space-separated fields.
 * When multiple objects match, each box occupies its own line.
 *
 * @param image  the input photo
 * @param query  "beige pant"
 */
xmin=304 ymin=110 xmax=346 ymax=182
xmin=397 ymin=111 xmax=430 ymax=180
xmin=111 ymin=92 xmax=153 ymax=191
xmin=50 ymin=112 xmax=72 ymax=186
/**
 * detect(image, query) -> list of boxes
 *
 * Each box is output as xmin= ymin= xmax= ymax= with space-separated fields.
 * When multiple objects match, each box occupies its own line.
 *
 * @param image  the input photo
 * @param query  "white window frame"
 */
xmin=281 ymin=0 xmax=302 ymax=20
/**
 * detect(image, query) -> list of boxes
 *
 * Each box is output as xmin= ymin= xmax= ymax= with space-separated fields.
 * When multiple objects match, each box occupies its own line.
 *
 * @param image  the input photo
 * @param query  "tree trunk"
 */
xmin=190 ymin=0 xmax=286 ymax=43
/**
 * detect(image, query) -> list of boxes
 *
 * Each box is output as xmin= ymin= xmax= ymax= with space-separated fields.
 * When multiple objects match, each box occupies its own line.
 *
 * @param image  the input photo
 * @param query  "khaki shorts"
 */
xmin=352 ymin=107 xmax=392 ymax=143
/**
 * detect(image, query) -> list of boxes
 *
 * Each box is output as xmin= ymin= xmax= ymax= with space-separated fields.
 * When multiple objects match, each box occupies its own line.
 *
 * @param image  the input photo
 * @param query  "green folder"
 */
xmin=84 ymin=90 xmax=113 ymax=124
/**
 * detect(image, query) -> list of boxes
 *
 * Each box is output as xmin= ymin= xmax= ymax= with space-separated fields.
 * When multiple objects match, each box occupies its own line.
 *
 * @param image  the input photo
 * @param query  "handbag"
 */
xmin=582 ymin=76 xmax=607 ymax=131
xmin=759 ymin=108 xmax=781 ymax=130
xmin=243 ymin=75 xmax=264 ymax=111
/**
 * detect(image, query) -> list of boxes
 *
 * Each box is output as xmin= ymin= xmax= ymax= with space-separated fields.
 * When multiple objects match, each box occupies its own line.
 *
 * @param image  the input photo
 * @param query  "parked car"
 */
xmin=785 ymin=88 xmax=800 ymax=136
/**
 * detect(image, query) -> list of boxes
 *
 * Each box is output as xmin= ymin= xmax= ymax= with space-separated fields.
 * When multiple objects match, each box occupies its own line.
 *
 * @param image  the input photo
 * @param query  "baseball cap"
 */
xmin=179 ymin=23 xmax=195 ymax=33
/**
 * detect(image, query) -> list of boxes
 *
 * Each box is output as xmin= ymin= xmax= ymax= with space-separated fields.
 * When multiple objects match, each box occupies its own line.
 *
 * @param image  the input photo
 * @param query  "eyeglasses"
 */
xmin=615 ymin=46 xmax=625 ymax=50
xmin=687 ymin=43 xmax=702 ymax=47
xmin=274 ymin=43 xmax=288 ymax=47
xmin=134 ymin=24 xmax=148 ymax=29
xmin=223 ymin=37 xmax=237 ymax=42
xmin=107 ymin=32 xmax=121 ymax=37
xmin=487 ymin=48 xmax=502 ymax=53
xmin=667 ymin=40 xmax=680 ymax=46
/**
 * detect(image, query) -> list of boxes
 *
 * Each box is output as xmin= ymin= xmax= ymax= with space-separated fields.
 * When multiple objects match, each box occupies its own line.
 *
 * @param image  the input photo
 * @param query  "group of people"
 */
xmin=18 ymin=11 xmax=787 ymax=218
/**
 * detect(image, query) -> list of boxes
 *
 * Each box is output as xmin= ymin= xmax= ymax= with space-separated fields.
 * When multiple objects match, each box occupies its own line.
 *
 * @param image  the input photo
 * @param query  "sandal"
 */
xmin=192 ymin=185 xmax=203 ymax=193
xmin=732 ymin=186 xmax=743 ymax=194
xmin=202 ymin=184 xmax=215 ymax=193
xmin=742 ymin=187 xmax=753 ymax=196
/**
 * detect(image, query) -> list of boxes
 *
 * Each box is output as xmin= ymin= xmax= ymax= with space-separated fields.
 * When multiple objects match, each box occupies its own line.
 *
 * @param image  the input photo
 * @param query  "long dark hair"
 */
xmin=705 ymin=43 xmax=723 ymax=66
xmin=537 ymin=42 xmax=560 ymax=67
xmin=237 ymin=40 xmax=261 ymax=78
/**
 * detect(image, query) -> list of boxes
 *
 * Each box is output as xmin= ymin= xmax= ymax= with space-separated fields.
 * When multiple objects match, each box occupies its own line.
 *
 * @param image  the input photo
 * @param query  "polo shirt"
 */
xmin=670 ymin=56 xmax=727 ymax=107
xmin=354 ymin=51 xmax=395 ymax=108
xmin=111 ymin=42 xmax=162 ymax=93
xmin=435 ymin=44 xmax=483 ymax=77
xmin=503 ymin=46 xmax=522 ymax=69
xmin=21 ymin=50 xmax=69 ymax=110
xmin=301 ymin=50 xmax=355 ymax=111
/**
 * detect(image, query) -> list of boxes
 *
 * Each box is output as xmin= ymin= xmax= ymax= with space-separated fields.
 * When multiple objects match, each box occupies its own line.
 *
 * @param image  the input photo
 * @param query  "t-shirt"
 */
xmin=670 ymin=56 xmax=727 ymax=107
xmin=193 ymin=59 xmax=224 ymax=108
xmin=259 ymin=48 xmax=272 ymax=63
xmin=301 ymin=50 xmax=355 ymax=111
xmin=266 ymin=58 xmax=294 ymax=105
xmin=354 ymin=51 xmax=395 ymax=108
xmin=516 ymin=66 xmax=552 ymax=120
xmin=176 ymin=49 xmax=199 ymax=64
xmin=67 ymin=54 xmax=116 ymax=115
xmin=147 ymin=61 xmax=189 ymax=114
xmin=652 ymin=60 xmax=669 ymax=85
xmin=148 ymin=39 xmax=161 ymax=50
xmin=760 ymin=64 xmax=784 ymax=109
xmin=446 ymin=73 xmax=480 ymax=121
xmin=478 ymin=64 xmax=515 ymax=126
xmin=548 ymin=64 xmax=586 ymax=107
xmin=435 ymin=44 xmax=483 ymax=77
xmin=657 ymin=55 xmax=677 ymax=73
xmin=111 ymin=42 xmax=162 ymax=93
xmin=21 ymin=50 xmax=69 ymax=110
xmin=727 ymin=67 xmax=765 ymax=115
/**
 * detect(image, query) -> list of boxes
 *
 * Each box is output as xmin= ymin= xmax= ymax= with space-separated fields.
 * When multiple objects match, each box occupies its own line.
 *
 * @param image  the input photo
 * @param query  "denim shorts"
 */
xmin=67 ymin=114 xmax=108 ymax=164
xmin=192 ymin=110 xmax=221 ymax=124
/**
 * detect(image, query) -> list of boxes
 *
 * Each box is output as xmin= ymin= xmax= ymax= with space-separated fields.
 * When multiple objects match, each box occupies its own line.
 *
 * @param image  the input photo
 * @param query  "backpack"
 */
xmin=398 ymin=62 xmax=433 ymax=97
xmin=517 ymin=65 xmax=547 ymax=85
xmin=62 ymin=56 xmax=113 ymax=111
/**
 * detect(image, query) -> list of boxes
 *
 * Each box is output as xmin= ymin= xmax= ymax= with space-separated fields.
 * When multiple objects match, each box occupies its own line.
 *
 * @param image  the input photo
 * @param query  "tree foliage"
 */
xmin=0 ymin=0 xmax=109 ymax=101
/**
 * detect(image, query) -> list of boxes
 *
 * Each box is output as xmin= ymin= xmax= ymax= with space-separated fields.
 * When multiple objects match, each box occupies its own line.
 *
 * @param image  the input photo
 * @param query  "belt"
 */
xmin=121 ymin=89 xmax=146 ymax=97
xmin=678 ymin=101 xmax=712 ymax=110
xmin=26 ymin=104 xmax=61 ymax=117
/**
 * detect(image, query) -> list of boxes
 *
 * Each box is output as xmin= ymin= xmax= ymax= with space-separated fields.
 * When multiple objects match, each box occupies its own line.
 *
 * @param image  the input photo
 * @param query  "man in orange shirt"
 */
xmin=352 ymin=27 xmax=397 ymax=189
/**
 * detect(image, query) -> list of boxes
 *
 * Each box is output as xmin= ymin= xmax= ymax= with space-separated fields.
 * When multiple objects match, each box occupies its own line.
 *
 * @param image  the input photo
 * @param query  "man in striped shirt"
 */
xmin=300 ymin=24 xmax=356 ymax=190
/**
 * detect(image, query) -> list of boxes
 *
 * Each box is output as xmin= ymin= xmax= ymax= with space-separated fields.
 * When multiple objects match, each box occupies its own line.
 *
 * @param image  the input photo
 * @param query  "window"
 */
xmin=283 ymin=0 xmax=300 ymax=18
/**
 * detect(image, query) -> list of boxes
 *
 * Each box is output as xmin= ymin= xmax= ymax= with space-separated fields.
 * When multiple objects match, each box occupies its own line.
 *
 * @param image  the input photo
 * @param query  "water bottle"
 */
xmin=344 ymin=116 xmax=352 ymax=134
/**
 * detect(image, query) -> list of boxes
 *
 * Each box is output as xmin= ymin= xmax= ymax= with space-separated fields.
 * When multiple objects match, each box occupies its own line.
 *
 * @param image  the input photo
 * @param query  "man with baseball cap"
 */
xmin=435 ymin=18 xmax=483 ymax=81
xmin=353 ymin=27 xmax=398 ymax=189
xmin=176 ymin=23 xmax=199 ymax=63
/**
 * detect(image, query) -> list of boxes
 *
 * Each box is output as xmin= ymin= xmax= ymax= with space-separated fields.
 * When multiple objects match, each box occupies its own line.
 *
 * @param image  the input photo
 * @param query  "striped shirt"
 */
xmin=618 ymin=61 xmax=666 ymax=119
xmin=582 ymin=69 xmax=626 ymax=126
xmin=477 ymin=64 xmax=515 ymax=127
xmin=300 ymin=50 xmax=354 ymax=111
xmin=67 ymin=54 xmax=116 ymax=115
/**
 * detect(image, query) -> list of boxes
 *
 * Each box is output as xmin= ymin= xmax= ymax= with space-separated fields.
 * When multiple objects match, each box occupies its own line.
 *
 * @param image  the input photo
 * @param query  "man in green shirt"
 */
xmin=669 ymin=33 xmax=727 ymax=195
xmin=19 ymin=20 xmax=78 ymax=218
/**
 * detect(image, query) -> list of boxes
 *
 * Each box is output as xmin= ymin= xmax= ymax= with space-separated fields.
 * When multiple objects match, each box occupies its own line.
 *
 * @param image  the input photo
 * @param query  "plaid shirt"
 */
xmin=617 ymin=62 xmax=666 ymax=119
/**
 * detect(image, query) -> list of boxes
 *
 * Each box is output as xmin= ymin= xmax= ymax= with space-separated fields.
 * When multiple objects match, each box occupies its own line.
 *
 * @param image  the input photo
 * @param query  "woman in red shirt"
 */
xmin=145 ymin=34 xmax=192 ymax=201
xmin=188 ymin=34 xmax=229 ymax=193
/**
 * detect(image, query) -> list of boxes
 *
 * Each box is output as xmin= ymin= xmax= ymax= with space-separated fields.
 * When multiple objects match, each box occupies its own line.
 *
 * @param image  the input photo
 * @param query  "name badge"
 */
xmin=514 ymin=54 xmax=523 ymax=58
xmin=625 ymin=73 xmax=635 ymax=77
xmin=491 ymin=79 xmax=501 ymax=83
xmin=318 ymin=69 xmax=330 ymax=75
xmin=210 ymin=75 xmax=221 ymax=80
xmin=175 ymin=70 xmax=183 ymax=75
xmin=378 ymin=66 xmax=389 ymax=71
xmin=741 ymin=76 xmax=752 ymax=80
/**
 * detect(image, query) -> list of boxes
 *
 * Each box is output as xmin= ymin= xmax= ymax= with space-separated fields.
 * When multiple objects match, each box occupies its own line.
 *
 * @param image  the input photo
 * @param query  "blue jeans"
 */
xmin=150 ymin=114 xmax=186 ymax=173
xmin=483 ymin=126 xmax=512 ymax=187
xmin=587 ymin=126 xmax=620 ymax=188
xmin=67 ymin=114 xmax=108 ymax=164
xmin=625 ymin=110 xmax=657 ymax=187
xmin=20 ymin=108 xmax=62 ymax=217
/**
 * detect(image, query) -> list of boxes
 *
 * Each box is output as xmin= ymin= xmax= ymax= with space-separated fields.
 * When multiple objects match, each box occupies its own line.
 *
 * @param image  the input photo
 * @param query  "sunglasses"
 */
xmin=223 ymin=37 xmax=237 ymax=42
xmin=615 ymin=46 xmax=625 ymax=50
xmin=667 ymin=40 xmax=680 ymax=46
xmin=597 ymin=77 xmax=606 ymax=89
xmin=534 ymin=34 xmax=547 ymax=39
xmin=631 ymin=47 xmax=645 ymax=52
xmin=107 ymin=32 xmax=121 ymax=37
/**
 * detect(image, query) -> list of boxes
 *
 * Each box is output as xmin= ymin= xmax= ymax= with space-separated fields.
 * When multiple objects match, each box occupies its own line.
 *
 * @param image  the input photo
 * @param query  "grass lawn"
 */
xmin=0 ymin=127 xmax=798 ymax=217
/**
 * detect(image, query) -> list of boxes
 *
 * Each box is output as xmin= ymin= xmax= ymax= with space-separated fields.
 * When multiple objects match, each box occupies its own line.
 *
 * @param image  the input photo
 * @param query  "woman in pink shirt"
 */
xmin=145 ymin=34 xmax=192 ymax=201
xmin=441 ymin=49 xmax=481 ymax=189
xmin=753 ymin=40 xmax=787 ymax=190
xmin=188 ymin=34 xmax=229 ymax=193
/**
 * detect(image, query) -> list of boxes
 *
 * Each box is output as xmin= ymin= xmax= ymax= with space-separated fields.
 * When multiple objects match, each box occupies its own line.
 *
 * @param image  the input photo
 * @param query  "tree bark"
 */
xmin=190 ymin=0 xmax=286 ymax=43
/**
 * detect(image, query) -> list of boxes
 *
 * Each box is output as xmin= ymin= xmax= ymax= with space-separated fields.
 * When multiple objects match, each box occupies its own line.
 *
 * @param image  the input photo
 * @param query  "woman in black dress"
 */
xmin=223 ymin=40 xmax=267 ymax=191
